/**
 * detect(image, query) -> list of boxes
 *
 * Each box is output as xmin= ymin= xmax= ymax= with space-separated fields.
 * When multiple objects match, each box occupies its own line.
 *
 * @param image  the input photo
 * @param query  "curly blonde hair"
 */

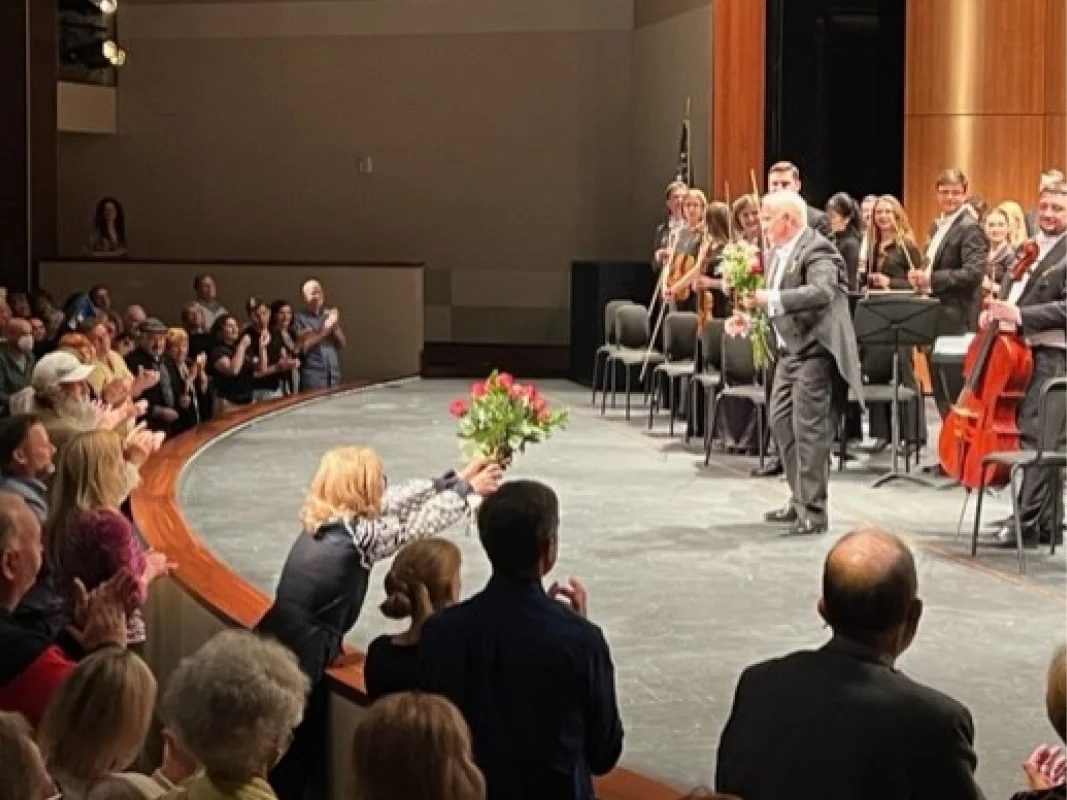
xmin=300 ymin=446 xmax=385 ymax=532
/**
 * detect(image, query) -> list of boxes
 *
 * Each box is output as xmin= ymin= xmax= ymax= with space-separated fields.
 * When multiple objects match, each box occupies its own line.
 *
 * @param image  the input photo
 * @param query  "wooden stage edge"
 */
xmin=130 ymin=378 xmax=682 ymax=800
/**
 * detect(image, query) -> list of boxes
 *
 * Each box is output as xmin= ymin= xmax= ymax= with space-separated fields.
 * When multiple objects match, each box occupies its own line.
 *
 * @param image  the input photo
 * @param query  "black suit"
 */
xmin=1013 ymin=236 xmax=1067 ymax=539
xmin=807 ymin=205 xmax=832 ymax=238
xmin=716 ymin=636 xmax=984 ymax=800
xmin=767 ymin=228 xmax=864 ymax=525
xmin=125 ymin=348 xmax=178 ymax=434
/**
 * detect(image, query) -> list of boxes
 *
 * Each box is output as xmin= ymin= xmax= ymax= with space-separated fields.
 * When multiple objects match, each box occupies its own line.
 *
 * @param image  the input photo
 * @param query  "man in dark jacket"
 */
xmin=420 ymin=480 xmax=624 ymax=800
xmin=126 ymin=317 xmax=180 ymax=434
xmin=716 ymin=527 xmax=984 ymax=800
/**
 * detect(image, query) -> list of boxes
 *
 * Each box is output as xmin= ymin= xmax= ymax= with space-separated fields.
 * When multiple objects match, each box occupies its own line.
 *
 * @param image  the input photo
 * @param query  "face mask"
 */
xmin=17 ymin=335 xmax=33 ymax=353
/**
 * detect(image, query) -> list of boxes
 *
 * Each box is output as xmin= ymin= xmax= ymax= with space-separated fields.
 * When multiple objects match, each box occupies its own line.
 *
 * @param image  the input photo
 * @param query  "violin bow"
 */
xmin=889 ymin=216 xmax=921 ymax=293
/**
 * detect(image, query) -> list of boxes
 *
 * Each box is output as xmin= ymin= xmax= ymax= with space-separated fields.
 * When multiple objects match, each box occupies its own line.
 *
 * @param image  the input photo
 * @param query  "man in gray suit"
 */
xmin=745 ymin=191 xmax=864 ymax=536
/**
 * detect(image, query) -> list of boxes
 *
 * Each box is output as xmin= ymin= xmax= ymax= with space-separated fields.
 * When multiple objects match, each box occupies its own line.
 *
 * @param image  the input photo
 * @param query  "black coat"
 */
xmin=716 ymin=636 xmax=983 ymax=800
xmin=927 ymin=213 xmax=988 ymax=334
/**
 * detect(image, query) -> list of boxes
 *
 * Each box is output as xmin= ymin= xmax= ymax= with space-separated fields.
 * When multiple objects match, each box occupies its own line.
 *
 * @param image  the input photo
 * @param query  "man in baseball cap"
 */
xmin=30 ymin=352 xmax=94 ymax=396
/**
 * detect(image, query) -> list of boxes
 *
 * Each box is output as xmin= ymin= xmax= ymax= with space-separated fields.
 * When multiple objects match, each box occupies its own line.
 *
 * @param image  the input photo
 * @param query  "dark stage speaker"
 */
xmin=569 ymin=260 xmax=656 ymax=387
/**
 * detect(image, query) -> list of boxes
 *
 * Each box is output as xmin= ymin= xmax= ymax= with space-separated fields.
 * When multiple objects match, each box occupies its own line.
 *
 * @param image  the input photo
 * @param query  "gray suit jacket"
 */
xmin=1017 ymin=237 xmax=1067 ymax=335
xmin=770 ymin=228 xmax=865 ymax=406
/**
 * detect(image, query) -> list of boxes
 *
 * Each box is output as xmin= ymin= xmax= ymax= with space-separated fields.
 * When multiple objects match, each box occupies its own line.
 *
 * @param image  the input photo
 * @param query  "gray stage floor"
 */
xmin=179 ymin=378 xmax=1066 ymax=797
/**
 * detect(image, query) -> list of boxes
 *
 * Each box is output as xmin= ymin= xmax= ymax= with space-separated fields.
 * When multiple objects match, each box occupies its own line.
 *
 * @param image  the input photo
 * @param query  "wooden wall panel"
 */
xmin=1047 ymin=0 xmax=1066 ymax=115
xmin=904 ymin=116 xmax=1045 ymax=232
xmin=906 ymin=0 xmax=1046 ymax=116
xmin=711 ymin=0 xmax=764 ymax=199
xmin=1047 ymin=115 xmax=1067 ymax=169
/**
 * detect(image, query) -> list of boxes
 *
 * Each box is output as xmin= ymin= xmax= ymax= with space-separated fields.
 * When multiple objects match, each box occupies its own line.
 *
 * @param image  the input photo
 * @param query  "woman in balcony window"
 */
xmin=85 ymin=197 xmax=128 ymax=258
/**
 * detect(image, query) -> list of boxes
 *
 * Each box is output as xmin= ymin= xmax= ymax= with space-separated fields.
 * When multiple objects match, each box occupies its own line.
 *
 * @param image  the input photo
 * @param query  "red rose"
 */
xmin=471 ymin=381 xmax=486 ymax=398
xmin=497 ymin=372 xmax=514 ymax=389
xmin=509 ymin=383 xmax=523 ymax=398
xmin=537 ymin=408 xmax=550 ymax=423
xmin=521 ymin=385 xmax=539 ymax=401
xmin=749 ymin=258 xmax=764 ymax=275
xmin=449 ymin=399 xmax=468 ymax=418
xmin=532 ymin=397 xmax=547 ymax=416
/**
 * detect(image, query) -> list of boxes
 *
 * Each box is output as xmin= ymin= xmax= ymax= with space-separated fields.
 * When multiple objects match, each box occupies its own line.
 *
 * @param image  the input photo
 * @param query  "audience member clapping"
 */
xmin=126 ymin=318 xmax=182 ymax=434
xmin=10 ymin=351 xmax=100 ymax=453
xmin=1014 ymin=645 xmax=1067 ymax=800
xmin=57 ymin=332 xmax=95 ymax=367
xmin=84 ymin=316 xmax=159 ymax=418
xmin=270 ymin=300 xmax=298 ymax=394
xmin=164 ymin=328 xmax=209 ymax=431
xmin=352 ymin=691 xmax=485 ymax=800
xmin=419 ymin=479 xmax=624 ymax=800
xmin=256 ymin=447 xmax=500 ymax=800
xmin=124 ymin=305 xmax=147 ymax=338
xmin=294 ymin=279 xmax=344 ymax=390
xmin=207 ymin=314 xmax=255 ymax=413
xmin=88 ymin=284 xmax=125 ymax=334
xmin=37 ymin=648 xmax=156 ymax=797
xmin=179 ymin=302 xmax=211 ymax=360
xmin=0 ymin=711 xmax=53 ymax=800
xmin=244 ymin=297 xmax=299 ymax=403
xmin=190 ymin=274 xmax=227 ymax=330
xmin=365 ymin=538 xmax=462 ymax=701
xmin=160 ymin=630 xmax=309 ymax=800
xmin=715 ymin=527 xmax=983 ymax=800
xmin=0 ymin=493 xmax=132 ymax=725
xmin=46 ymin=428 xmax=173 ymax=647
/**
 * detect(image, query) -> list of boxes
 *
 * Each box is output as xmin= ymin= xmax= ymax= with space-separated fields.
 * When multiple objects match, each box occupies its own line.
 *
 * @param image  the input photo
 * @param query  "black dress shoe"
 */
xmin=978 ymin=526 xmax=1037 ymax=549
xmin=763 ymin=505 xmax=798 ymax=524
xmin=784 ymin=518 xmax=828 ymax=536
xmin=752 ymin=459 xmax=783 ymax=477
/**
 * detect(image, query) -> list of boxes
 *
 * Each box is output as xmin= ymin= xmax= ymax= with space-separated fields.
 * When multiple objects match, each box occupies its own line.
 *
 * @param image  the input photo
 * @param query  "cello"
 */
xmin=937 ymin=241 xmax=1040 ymax=489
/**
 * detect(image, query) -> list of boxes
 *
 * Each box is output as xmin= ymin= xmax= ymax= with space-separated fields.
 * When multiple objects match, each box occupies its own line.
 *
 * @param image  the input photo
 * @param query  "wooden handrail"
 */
xmin=130 ymin=382 xmax=681 ymax=800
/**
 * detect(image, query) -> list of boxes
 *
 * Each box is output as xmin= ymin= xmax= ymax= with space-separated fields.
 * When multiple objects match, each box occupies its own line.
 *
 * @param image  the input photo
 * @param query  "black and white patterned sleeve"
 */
xmin=350 ymin=483 xmax=471 ymax=568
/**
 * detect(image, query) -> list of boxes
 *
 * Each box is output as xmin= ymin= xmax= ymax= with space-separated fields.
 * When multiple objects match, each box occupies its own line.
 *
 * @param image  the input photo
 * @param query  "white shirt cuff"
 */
xmin=767 ymin=290 xmax=784 ymax=317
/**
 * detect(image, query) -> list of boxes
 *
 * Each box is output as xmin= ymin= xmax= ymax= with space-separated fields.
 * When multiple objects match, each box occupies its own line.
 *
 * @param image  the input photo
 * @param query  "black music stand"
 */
xmin=854 ymin=294 xmax=941 ymax=488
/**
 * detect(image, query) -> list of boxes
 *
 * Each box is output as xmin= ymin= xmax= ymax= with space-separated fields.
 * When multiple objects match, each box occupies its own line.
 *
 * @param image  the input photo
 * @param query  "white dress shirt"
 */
xmin=1010 ymin=231 xmax=1067 ymax=349
xmin=924 ymin=206 xmax=967 ymax=265
xmin=766 ymin=225 xmax=809 ymax=347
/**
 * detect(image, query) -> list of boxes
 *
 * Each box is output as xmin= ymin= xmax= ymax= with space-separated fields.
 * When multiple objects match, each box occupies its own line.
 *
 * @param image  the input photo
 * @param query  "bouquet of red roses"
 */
xmin=720 ymin=241 xmax=772 ymax=369
xmin=449 ymin=371 xmax=569 ymax=467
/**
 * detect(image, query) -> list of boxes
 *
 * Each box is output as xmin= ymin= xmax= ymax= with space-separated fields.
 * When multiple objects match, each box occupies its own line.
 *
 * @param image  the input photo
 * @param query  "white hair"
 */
xmin=163 ymin=630 xmax=309 ymax=781
xmin=763 ymin=190 xmax=809 ymax=227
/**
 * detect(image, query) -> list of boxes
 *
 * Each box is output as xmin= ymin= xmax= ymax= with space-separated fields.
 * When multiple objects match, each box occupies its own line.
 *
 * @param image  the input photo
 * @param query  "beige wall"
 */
xmin=629 ymin=0 xmax=712 ymax=256
xmin=56 ymin=0 xmax=714 ymax=346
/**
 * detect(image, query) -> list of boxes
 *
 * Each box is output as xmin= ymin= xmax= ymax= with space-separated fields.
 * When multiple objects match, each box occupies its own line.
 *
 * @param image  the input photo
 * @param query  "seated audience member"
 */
xmin=33 ymin=291 xmax=64 ymax=341
xmin=47 ymin=428 xmax=171 ymax=648
xmin=207 ymin=314 xmax=255 ymax=413
xmin=715 ymin=527 xmax=983 ymax=800
xmin=179 ymin=302 xmax=212 ymax=360
xmin=365 ymin=538 xmax=462 ymax=701
xmin=1013 ymin=645 xmax=1067 ymax=800
xmin=85 ymin=196 xmax=128 ymax=258
xmin=57 ymin=332 xmax=95 ymax=367
xmin=244 ymin=297 xmax=299 ymax=403
xmin=29 ymin=317 xmax=48 ymax=352
xmin=85 ymin=316 xmax=158 ymax=403
xmin=38 ymin=648 xmax=157 ymax=796
xmin=0 ymin=318 xmax=36 ymax=411
xmin=0 ymin=492 xmax=132 ymax=726
xmin=123 ymin=305 xmax=147 ymax=338
xmin=114 ymin=331 xmax=136 ymax=359
xmin=164 ymin=328 xmax=209 ymax=432
xmin=160 ymin=630 xmax=310 ymax=800
xmin=419 ymin=480 xmax=624 ymax=800
xmin=294 ymin=279 xmax=344 ymax=390
xmin=0 ymin=710 xmax=54 ymax=800
xmin=352 ymin=691 xmax=485 ymax=800
xmin=190 ymin=274 xmax=227 ymax=330
xmin=0 ymin=415 xmax=55 ymax=522
xmin=88 ymin=284 xmax=124 ymax=334
xmin=10 ymin=351 xmax=99 ymax=455
xmin=271 ymin=301 xmax=299 ymax=394
xmin=126 ymin=318 xmax=181 ymax=434
xmin=7 ymin=292 xmax=32 ymax=320
xmin=256 ymin=447 xmax=500 ymax=800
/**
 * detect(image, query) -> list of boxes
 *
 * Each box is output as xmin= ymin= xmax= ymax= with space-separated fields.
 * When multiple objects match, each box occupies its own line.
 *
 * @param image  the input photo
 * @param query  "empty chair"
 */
xmin=648 ymin=312 xmax=699 ymax=435
xmin=708 ymin=332 xmax=768 ymax=467
xmin=591 ymin=299 xmax=635 ymax=405
xmin=685 ymin=319 xmax=725 ymax=443
xmin=969 ymin=376 xmax=1066 ymax=574
xmin=601 ymin=304 xmax=664 ymax=420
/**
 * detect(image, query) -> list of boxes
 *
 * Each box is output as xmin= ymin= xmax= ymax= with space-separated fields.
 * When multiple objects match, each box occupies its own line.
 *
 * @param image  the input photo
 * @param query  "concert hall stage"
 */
xmin=179 ymin=378 xmax=1065 ymax=798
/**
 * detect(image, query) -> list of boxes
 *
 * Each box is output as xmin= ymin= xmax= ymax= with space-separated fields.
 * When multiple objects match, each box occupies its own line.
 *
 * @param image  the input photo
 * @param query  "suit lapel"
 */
xmin=931 ymin=211 xmax=967 ymax=269
xmin=1018 ymin=237 xmax=1067 ymax=303
xmin=783 ymin=228 xmax=814 ymax=288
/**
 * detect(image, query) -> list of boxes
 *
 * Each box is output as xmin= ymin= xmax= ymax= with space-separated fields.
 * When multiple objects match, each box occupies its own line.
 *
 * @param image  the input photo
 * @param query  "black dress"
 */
xmin=864 ymin=241 xmax=928 ymax=445
xmin=364 ymin=635 xmax=419 ymax=701
xmin=832 ymin=229 xmax=862 ymax=292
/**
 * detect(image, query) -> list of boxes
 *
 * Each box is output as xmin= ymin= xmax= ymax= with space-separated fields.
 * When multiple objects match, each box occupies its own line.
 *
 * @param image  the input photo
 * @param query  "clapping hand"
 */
xmin=1023 ymin=744 xmax=1067 ymax=789
xmin=325 ymin=309 xmax=340 ymax=330
xmin=143 ymin=548 xmax=177 ymax=584
xmin=124 ymin=422 xmax=159 ymax=467
xmin=259 ymin=330 xmax=271 ymax=348
xmin=548 ymin=577 xmax=588 ymax=618
xmin=131 ymin=366 xmax=160 ymax=396
xmin=69 ymin=572 xmax=137 ymax=651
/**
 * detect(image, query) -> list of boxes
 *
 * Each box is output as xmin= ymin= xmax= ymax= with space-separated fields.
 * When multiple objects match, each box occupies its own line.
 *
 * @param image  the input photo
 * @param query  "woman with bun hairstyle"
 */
xmin=364 ymin=538 xmax=462 ymax=701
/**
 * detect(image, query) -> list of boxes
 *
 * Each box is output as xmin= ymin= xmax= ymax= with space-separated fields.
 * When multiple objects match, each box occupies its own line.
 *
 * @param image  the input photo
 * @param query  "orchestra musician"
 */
xmin=857 ymin=194 xmax=877 ymax=286
xmin=908 ymin=168 xmax=988 ymax=418
xmin=744 ymin=191 xmax=864 ymax=535
xmin=979 ymin=180 xmax=1067 ymax=549
xmin=825 ymin=193 xmax=863 ymax=292
xmin=982 ymin=206 xmax=1017 ymax=291
xmin=692 ymin=201 xmax=733 ymax=319
xmin=731 ymin=194 xmax=761 ymax=245
xmin=662 ymin=189 xmax=710 ymax=312
xmin=766 ymin=161 xmax=832 ymax=238
xmin=863 ymin=195 xmax=928 ymax=453
xmin=652 ymin=180 xmax=689 ymax=270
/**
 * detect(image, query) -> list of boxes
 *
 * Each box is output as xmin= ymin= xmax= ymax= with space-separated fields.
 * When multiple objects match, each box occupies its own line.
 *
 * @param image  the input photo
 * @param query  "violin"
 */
xmin=664 ymin=226 xmax=702 ymax=302
xmin=937 ymin=241 xmax=1040 ymax=489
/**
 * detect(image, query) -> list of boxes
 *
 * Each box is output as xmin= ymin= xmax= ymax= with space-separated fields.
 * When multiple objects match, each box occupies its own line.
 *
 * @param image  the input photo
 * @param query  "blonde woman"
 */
xmin=663 ymin=189 xmax=710 ymax=311
xmin=0 ymin=711 xmax=53 ymax=799
xmin=160 ymin=631 xmax=309 ymax=800
xmin=46 ymin=428 xmax=173 ymax=647
xmin=164 ymin=328 xmax=208 ymax=432
xmin=983 ymin=206 xmax=1017 ymax=290
xmin=37 ymin=648 xmax=158 ymax=799
xmin=255 ymin=446 xmax=501 ymax=800
xmin=352 ymin=692 xmax=485 ymax=800
xmin=998 ymin=199 xmax=1029 ymax=246
xmin=365 ymin=538 xmax=462 ymax=700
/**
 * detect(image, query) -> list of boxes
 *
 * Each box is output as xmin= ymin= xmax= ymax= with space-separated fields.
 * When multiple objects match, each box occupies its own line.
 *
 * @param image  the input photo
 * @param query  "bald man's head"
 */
xmin=1047 ymin=645 xmax=1066 ymax=742
xmin=819 ymin=528 xmax=921 ymax=653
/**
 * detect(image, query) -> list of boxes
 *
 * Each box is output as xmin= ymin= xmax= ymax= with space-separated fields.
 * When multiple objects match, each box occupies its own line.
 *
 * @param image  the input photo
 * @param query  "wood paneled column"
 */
xmin=711 ymin=0 xmax=766 ymax=198
xmin=904 ymin=0 xmax=1066 ymax=230
xmin=0 ymin=0 xmax=57 ymax=291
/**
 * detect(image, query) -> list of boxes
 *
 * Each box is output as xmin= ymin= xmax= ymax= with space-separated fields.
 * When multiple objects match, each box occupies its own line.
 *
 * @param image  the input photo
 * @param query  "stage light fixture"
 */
xmin=59 ymin=0 xmax=118 ymax=14
xmin=63 ymin=39 xmax=127 ymax=69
